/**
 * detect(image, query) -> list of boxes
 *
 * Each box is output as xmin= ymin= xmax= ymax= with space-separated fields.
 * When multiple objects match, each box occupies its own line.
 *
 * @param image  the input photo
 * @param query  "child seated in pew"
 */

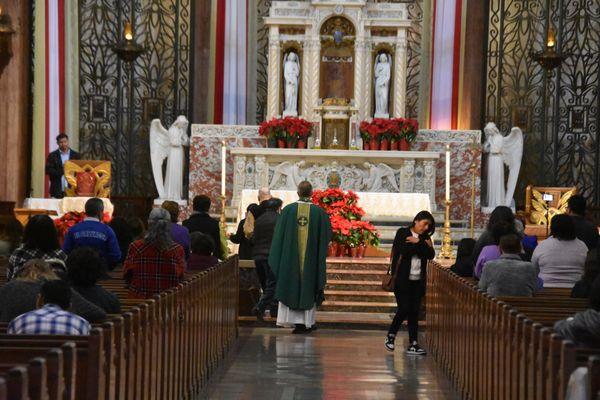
xmin=478 ymin=234 xmax=539 ymax=297
xmin=187 ymin=232 xmax=219 ymax=272
xmin=554 ymin=276 xmax=600 ymax=347
xmin=66 ymin=247 xmax=121 ymax=314
xmin=7 ymin=279 xmax=91 ymax=335
xmin=0 ymin=259 xmax=106 ymax=323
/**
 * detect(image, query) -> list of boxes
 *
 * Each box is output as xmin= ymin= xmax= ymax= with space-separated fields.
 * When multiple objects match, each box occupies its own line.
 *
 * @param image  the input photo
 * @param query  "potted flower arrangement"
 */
xmin=312 ymin=188 xmax=379 ymax=258
xmin=400 ymin=118 xmax=419 ymax=151
xmin=54 ymin=211 xmax=112 ymax=244
xmin=358 ymin=117 xmax=419 ymax=151
xmin=258 ymin=116 xmax=313 ymax=149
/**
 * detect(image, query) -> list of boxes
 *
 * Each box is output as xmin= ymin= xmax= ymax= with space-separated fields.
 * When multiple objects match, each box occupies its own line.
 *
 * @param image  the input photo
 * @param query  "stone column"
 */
xmin=232 ymin=155 xmax=247 ymax=208
xmin=422 ymin=159 xmax=437 ymax=211
xmin=306 ymin=39 xmax=321 ymax=120
xmin=354 ymin=37 xmax=365 ymax=120
xmin=266 ymin=26 xmax=280 ymax=119
xmin=254 ymin=155 xmax=269 ymax=189
xmin=363 ymin=41 xmax=372 ymax=120
xmin=393 ymin=29 xmax=408 ymax=118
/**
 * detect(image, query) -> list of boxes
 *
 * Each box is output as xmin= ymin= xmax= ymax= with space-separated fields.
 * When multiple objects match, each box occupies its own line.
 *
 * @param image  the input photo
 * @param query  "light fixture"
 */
xmin=0 ymin=5 xmax=15 ymax=76
xmin=112 ymin=21 xmax=145 ymax=62
xmin=531 ymin=24 xmax=566 ymax=70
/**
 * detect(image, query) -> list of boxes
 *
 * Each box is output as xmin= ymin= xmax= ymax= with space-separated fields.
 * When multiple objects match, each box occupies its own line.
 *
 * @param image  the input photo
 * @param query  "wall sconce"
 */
xmin=531 ymin=25 xmax=566 ymax=70
xmin=112 ymin=21 xmax=145 ymax=62
xmin=0 ymin=5 xmax=15 ymax=76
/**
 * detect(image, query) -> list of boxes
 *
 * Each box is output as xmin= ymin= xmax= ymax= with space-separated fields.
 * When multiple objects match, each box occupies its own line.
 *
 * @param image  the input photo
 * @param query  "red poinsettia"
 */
xmin=54 ymin=211 xmax=112 ymax=243
xmin=359 ymin=117 xmax=419 ymax=142
xmin=258 ymin=117 xmax=313 ymax=140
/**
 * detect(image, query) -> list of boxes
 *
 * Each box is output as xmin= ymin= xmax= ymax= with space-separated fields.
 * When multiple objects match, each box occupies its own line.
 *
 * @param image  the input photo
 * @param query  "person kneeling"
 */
xmin=7 ymin=279 xmax=91 ymax=335
xmin=478 ymin=234 xmax=538 ymax=297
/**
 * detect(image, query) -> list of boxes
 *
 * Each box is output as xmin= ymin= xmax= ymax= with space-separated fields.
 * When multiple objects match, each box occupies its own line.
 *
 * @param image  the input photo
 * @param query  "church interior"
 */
xmin=0 ymin=0 xmax=599 ymax=399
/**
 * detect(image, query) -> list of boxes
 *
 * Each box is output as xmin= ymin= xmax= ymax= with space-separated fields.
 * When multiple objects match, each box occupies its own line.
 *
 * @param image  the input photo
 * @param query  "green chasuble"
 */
xmin=269 ymin=201 xmax=332 ymax=310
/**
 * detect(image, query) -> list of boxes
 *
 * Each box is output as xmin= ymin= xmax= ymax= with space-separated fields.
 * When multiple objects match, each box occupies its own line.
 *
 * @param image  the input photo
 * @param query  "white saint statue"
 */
xmin=282 ymin=52 xmax=300 ymax=117
xmin=374 ymin=53 xmax=391 ymax=118
xmin=482 ymin=122 xmax=524 ymax=213
xmin=150 ymin=116 xmax=190 ymax=201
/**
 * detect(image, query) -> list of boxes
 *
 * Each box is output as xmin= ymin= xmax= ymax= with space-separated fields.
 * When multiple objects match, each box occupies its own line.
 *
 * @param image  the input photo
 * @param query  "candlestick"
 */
xmin=221 ymin=141 xmax=227 ymax=197
xmin=439 ymin=200 xmax=455 ymax=259
xmin=445 ymin=144 xmax=451 ymax=202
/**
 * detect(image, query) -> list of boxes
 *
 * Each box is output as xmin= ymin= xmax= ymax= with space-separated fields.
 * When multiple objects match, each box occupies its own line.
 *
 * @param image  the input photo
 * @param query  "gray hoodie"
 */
xmin=554 ymin=309 xmax=600 ymax=347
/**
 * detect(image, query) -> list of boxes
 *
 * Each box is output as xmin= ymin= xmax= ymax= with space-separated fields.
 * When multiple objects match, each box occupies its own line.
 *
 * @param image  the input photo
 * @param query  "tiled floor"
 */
xmin=200 ymin=327 xmax=461 ymax=400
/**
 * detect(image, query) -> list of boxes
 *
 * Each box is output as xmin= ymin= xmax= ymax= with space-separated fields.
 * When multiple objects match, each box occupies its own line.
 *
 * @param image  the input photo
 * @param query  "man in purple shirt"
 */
xmin=162 ymin=201 xmax=190 ymax=259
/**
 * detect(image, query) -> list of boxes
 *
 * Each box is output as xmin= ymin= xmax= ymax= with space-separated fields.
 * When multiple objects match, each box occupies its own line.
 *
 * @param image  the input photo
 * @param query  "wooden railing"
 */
xmin=0 ymin=256 xmax=239 ymax=400
xmin=426 ymin=261 xmax=600 ymax=400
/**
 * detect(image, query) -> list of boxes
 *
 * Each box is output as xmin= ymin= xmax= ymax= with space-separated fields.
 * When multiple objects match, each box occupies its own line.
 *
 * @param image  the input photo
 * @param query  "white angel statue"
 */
xmin=150 ymin=116 xmax=190 ymax=201
xmin=482 ymin=122 xmax=523 ymax=213
xmin=282 ymin=52 xmax=300 ymax=117
xmin=374 ymin=53 xmax=391 ymax=118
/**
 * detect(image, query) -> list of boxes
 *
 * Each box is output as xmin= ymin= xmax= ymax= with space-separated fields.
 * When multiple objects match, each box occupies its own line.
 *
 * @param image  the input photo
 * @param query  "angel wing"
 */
xmin=502 ymin=127 xmax=524 ymax=206
xmin=150 ymin=119 xmax=170 ymax=199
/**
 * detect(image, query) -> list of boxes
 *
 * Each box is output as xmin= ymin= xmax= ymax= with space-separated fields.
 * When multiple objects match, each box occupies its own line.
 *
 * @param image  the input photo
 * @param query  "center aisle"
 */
xmin=200 ymin=327 xmax=460 ymax=399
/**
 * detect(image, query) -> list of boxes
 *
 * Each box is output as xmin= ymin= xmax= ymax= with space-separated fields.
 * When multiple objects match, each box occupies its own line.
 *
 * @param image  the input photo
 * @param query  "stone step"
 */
xmin=320 ymin=300 xmax=396 ymax=313
xmin=325 ymin=280 xmax=382 ymax=291
xmin=325 ymin=290 xmax=395 ymax=303
xmin=327 ymin=269 xmax=388 ymax=281
xmin=326 ymin=261 xmax=389 ymax=271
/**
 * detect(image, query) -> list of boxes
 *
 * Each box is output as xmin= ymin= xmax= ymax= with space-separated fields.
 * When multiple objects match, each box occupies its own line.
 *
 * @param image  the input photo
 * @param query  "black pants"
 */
xmin=254 ymin=259 xmax=277 ymax=314
xmin=387 ymin=280 xmax=423 ymax=343
xmin=254 ymin=259 xmax=267 ymax=290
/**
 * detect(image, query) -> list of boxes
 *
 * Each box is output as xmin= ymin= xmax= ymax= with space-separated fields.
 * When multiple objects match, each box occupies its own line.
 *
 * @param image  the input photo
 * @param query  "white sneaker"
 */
xmin=384 ymin=335 xmax=395 ymax=351
xmin=406 ymin=342 xmax=427 ymax=355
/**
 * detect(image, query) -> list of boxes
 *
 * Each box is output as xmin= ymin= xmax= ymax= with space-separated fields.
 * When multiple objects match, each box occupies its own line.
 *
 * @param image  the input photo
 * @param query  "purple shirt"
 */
xmin=171 ymin=223 xmax=190 ymax=260
xmin=475 ymin=244 xmax=501 ymax=279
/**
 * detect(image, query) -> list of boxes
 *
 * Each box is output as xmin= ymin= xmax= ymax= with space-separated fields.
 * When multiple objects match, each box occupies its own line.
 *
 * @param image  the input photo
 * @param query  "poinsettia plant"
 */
xmin=54 ymin=211 xmax=112 ymax=242
xmin=258 ymin=117 xmax=313 ymax=141
xmin=359 ymin=117 xmax=419 ymax=143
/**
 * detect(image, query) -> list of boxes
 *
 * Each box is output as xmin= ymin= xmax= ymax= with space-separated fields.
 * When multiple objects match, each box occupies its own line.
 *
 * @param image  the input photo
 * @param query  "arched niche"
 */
xmin=319 ymin=16 xmax=355 ymax=102
xmin=372 ymin=43 xmax=395 ymax=118
xmin=280 ymin=42 xmax=303 ymax=117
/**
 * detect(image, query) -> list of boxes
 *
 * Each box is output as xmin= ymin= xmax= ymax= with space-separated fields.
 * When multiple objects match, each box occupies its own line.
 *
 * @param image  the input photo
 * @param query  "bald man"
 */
xmin=244 ymin=187 xmax=272 ymax=239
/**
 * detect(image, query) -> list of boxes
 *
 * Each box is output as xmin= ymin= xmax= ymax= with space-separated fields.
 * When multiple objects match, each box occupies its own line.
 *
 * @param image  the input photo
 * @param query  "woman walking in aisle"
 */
xmin=385 ymin=211 xmax=435 ymax=355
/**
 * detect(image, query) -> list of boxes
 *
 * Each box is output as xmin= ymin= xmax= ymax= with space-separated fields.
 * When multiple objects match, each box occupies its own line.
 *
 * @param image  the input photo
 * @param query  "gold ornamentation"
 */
xmin=64 ymin=160 xmax=112 ymax=198
xmin=322 ymin=98 xmax=349 ymax=106
xmin=529 ymin=188 xmax=574 ymax=225
xmin=439 ymin=200 xmax=454 ymax=259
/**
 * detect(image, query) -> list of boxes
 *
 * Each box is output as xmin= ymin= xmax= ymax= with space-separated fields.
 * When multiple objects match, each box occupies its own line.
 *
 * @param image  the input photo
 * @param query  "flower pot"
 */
xmin=268 ymin=138 xmax=277 ymax=148
xmin=362 ymin=141 xmax=370 ymax=151
xmin=328 ymin=243 xmax=338 ymax=257
xmin=297 ymin=139 xmax=306 ymax=149
xmin=349 ymin=247 xmax=358 ymax=258
xmin=277 ymin=139 xmax=286 ymax=149
xmin=356 ymin=245 xmax=366 ymax=258
xmin=369 ymin=139 xmax=379 ymax=151
xmin=380 ymin=138 xmax=390 ymax=151
xmin=389 ymin=140 xmax=399 ymax=151
xmin=336 ymin=244 xmax=347 ymax=257
xmin=287 ymin=139 xmax=297 ymax=148
xmin=400 ymin=139 xmax=411 ymax=151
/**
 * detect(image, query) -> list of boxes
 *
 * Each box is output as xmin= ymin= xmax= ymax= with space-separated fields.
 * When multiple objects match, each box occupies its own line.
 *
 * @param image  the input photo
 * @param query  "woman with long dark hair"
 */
xmin=385 ymin=211 xmax=435 ymax=355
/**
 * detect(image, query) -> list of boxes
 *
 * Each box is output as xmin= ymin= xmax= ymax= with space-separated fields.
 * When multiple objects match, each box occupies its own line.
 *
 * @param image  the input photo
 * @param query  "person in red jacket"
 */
xmin=123 ymin=208 xmax=185 ymax=298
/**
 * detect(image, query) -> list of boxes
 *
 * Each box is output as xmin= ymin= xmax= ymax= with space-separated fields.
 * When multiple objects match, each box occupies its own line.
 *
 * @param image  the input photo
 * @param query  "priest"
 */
xmin=269 ymin=181 xmax=332 ymax=334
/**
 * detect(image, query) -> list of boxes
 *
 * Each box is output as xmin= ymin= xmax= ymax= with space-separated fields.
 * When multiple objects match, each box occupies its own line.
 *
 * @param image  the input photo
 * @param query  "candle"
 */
xmin=221 ymin=141 xmax=227 ymax=197
xmin=124 ymin=22 xmax=133 ymax=41
xmin=445 ymin=144 xmax=451 ymax=202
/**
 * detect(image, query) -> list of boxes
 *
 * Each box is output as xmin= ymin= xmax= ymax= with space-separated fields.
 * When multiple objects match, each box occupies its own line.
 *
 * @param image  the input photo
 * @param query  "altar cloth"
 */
xmin=238 ymin=189 xmax=430 ymax=222
xmin=23 ymin=197 xmax=114 ymax=217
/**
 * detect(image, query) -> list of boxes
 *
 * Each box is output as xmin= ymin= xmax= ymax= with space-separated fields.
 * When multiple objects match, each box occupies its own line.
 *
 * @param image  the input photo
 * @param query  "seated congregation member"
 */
xmin=108 ymin=216 xmax=135 ymax=264
xmin=67 ymin=247 xmax=121 ymax=314
xmin=162 ymin=200 xmax=191 ymax=259
xmin=385 ymin=211 xmax=435 ymax=355
xmin=8 ymin=215 xmax=67 ymax=280
xmin=188 ymin=232 xmax=219 ymax=271
xmin=478 ymin=234 xmax=538 ymax=297
xmin=567 ymin=194 xmax=599 ymax=250
xmin=474 ymin=221 xmax=515 ymax=279
xmin=252 ymin=198 xmax=283 ymax=320
xmin=554 ymin=276 xmax=600 ymax=347
xmin=0 ymin=216 xmax=23 ymax=257
xmin=7 ymin=279 xmax=91 ymax=335
xmin=229 ymin=203 xmax=258 ymax=260
xmin=183 ymin=195 xmax=224 ymax=259
xmin=0 ymin=259 xmax=106 ymax=323
xmin=123 ymin=208 xmax=185 ymax=298
xmin=243 ymin=187 xmax=271 ymax=239
xmin=450 ymin=239 xmax=476 ymax=277
xmin=571 ymin=248 xmax=599 ymax=298
xmin=471 ymin=206 xmax=522 ymax=269
xmin=532 ymin=214 xmax=587 ymax=288
xmin=63 ymin=198 xmax=121 ymax=271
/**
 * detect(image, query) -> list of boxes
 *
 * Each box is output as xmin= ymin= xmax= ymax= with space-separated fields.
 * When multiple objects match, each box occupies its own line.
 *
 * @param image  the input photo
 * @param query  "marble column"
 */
xmin=306 ymin=38 xmax=321 ymax=120
xmin=423 ymin=159 xmax=437 ymax=211
xmin=301 ymin=37 xmax=311 ymax=118
xmin=266 ymin=26 xmax=280 ymax=119
xmin=364 ymin=41 xmax=372 ymax=120
xmin=354 ymin=37 xmax=366 ymax=120
xmin=393 ymin=29 xmax=408 ymax=118
xmin=232 ymin=155 xmax=247 ymax=206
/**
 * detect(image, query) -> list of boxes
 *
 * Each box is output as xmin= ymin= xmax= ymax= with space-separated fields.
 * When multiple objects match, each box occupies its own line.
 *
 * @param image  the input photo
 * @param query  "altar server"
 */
xmin=269 ymin=181 xmax=331 ymax=334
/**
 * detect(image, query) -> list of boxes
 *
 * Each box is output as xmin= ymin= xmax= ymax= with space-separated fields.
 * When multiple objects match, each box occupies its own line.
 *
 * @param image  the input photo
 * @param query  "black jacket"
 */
xmin=390 ymin=227 xmax=435 ymax=294
xmin=572 ymin=215 xmax=599 ymax=250
xmin=252 ymin=210 xmax=279 ymax=260
xmin=183 ymin=212 xmax=221 ymax=258
xmin=45 ymin=148 xmax=80 ymax=198
xmin=229 ymin=218 xmax=254 ymax=260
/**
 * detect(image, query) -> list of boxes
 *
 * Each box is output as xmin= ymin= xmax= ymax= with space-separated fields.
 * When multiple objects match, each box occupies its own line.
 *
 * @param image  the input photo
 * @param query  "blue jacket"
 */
xmin=63 ymin=218 xmax=122 ymax=269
